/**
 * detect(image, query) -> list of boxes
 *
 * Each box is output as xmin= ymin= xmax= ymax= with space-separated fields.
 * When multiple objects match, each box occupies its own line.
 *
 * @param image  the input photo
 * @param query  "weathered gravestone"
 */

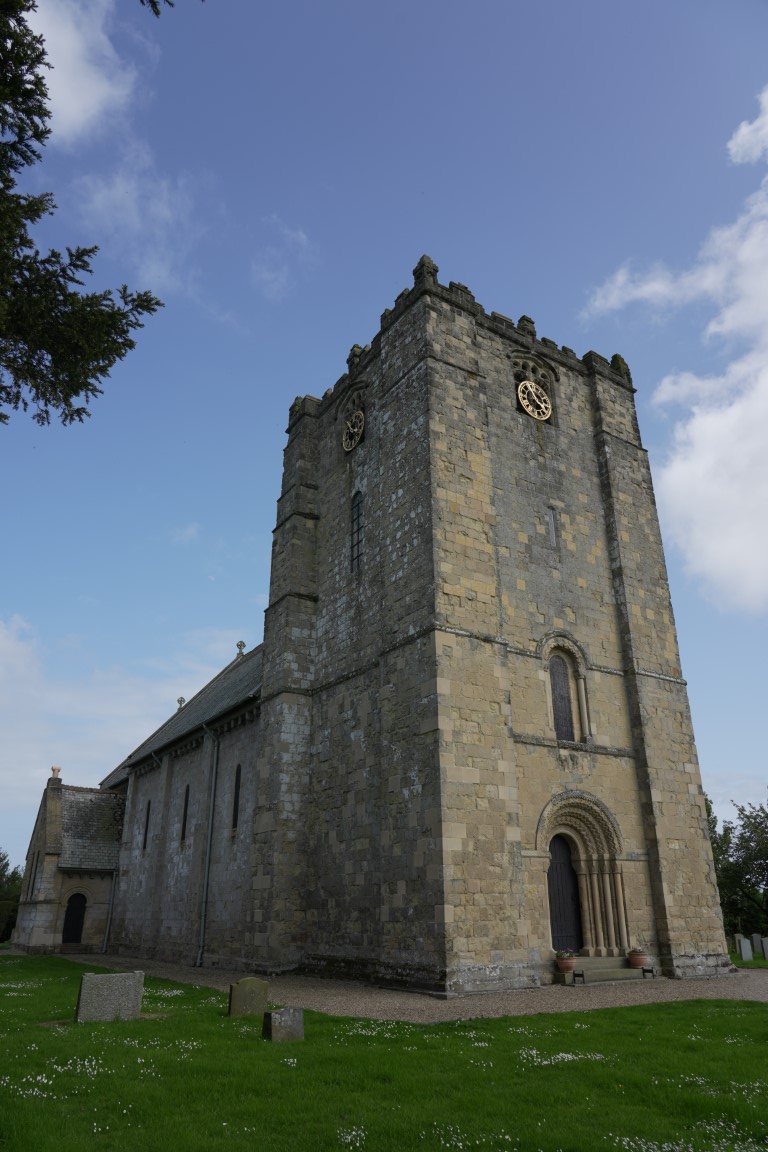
xmin=75 ymin=971 xmax=144 ymax=1023
xmin=228 ymin=977 xmax=269 ymax=1018
xmin=751 ymin=934 xmax=764 ymax=957
xmin=262 ymin=1008 xmax=304 ymax=1042
xmin=738 ymin=938 xmax=753 ymax=962
xmin=761 ymin=938 xmax=768 ymax=960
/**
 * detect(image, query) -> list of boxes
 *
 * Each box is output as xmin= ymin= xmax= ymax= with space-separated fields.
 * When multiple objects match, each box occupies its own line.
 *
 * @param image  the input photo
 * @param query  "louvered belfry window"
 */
xmin=550 ymin=654 xmax=575 ymax=742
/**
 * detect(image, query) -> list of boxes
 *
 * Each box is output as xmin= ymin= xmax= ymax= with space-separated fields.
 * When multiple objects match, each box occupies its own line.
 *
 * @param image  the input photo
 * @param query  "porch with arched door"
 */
xmin=539 ymin=792 xmax=630 ymax=957
xmin=62 ymin=892 xmax=87 ymax=946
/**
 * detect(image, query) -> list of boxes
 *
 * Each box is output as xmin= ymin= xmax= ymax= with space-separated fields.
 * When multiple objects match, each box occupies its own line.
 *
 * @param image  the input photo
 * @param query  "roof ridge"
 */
xmin=100 ymin=643 xmax=264 ymax=788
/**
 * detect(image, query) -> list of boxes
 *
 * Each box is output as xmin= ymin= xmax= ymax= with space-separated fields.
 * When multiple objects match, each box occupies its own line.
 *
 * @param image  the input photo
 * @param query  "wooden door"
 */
xmin=547 ymin=835 xmax=583 ymax=952
xmin=62 ymin=893 xmax=86 ymax=945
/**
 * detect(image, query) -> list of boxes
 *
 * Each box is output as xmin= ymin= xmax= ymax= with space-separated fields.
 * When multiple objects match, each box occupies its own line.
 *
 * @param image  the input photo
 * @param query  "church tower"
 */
xmin=256 ymin=255 xmax=727 ymax=990
xmin=15 ymin=255 xmax=727 ymax=987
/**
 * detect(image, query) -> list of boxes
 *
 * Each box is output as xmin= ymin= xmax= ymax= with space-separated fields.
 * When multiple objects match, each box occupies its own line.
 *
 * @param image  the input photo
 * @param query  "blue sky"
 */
xmin=3 ymin=0 xmax=768 ymax=868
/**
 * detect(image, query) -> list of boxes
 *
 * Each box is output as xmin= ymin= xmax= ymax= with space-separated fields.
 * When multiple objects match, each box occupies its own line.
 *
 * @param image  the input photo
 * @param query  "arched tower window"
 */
xmin=232 ymin=764 xmax=241 ymax=831
xmin=351 ymin=491 xmax=363 ymax=573
xmin=550 ymin=654 xmax=575 ymax=742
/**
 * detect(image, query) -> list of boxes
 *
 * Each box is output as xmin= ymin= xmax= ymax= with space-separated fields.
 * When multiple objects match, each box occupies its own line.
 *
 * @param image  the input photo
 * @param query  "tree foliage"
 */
xmin=139 ymin=0 xmax=205 ymax=14
xmin=0 ymin=0 xmax=162 ymax=426
xmin=707 ymin=794 xmax=768 ymax=938
xmin=139 ymin=0 xmax=174 ymax=13
xmin=0 ymin=848 xmax=23 ymax=942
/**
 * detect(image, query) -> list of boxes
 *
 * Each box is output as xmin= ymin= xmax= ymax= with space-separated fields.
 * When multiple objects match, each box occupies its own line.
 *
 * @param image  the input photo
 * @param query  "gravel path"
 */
xmin=54 ymin=953 xmax=768 ymax=1023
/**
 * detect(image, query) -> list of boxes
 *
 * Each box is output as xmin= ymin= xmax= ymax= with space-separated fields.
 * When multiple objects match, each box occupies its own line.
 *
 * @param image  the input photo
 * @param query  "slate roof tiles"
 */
xmin=100 ymin=645 xmax=263 ymax=789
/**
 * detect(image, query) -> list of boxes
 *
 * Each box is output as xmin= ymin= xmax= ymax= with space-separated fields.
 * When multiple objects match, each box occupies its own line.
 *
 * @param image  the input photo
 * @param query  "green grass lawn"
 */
xmin=1 ymin=955 xmax=767 ymax=1152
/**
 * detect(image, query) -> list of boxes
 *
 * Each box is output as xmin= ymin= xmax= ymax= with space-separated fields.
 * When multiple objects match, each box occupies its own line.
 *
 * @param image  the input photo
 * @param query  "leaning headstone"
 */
xmin=75 ymin=971 xmax=144 ymax=1022
xmin=262 ymin=1008 xmax=304 ymax=1042
xmin=738 ymin=938 xmax=753 ymax=962
xmin=761 ymin=938 xmax=768 ymax=960
xmin=735 ymin=933 xmax=744 ymax=949
xmin=228 ymin=977 xmax=269 ymax=1018
xmin=751 ymin=934 xmax=763 ymax=956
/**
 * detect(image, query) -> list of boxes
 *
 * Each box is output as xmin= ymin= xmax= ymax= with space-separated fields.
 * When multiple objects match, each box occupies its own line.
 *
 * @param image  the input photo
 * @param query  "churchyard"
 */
xmin=1 ymin=952 xmax=767 ymax=1152
xmin=732 ymin=935 xmax=768 ymax=965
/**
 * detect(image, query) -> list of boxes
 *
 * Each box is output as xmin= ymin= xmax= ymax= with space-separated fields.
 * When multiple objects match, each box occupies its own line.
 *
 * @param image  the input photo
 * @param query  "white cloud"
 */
xmin=28 ymin=1 xmax=199 ymax=292
xmin=655 ymin=363 xmax=768 ymax=612
xmin=0 ymin=617 xmax=241 ymax=868
xmin=74 ymin=141 xmax=199 ymax=291
xmin=586 ymin=86 xmax=768 ymax=613
xmin=172 ymin=522 xmax=201 ymax=546
xmin=728 ymin=87 xmax=768 ymax=164
xmin=251 ymin=215 xmax=315 ymax=301
xmin=29 ymin=0 xmax=136 ymax=145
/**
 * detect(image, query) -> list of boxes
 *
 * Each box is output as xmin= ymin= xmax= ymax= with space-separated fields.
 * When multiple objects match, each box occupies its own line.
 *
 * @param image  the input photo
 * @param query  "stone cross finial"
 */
xmin=177 ymin=697 xmax=186 ymax=710
xmin=237 ymin=641 xmax=246 ymax=657
xmin=50 ymin=766 xmax=61 ymax=778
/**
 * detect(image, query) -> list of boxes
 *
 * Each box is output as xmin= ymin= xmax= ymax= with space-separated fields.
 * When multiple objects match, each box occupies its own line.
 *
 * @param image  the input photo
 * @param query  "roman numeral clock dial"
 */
xmin=342 ymin=409 xmax=365 ymax=451
xmin=517 ymin=379 xmax=552 ymax=421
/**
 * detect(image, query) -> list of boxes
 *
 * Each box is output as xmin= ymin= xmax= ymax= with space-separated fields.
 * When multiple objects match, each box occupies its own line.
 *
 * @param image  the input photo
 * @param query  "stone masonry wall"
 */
xmin=110 ymin=715 xmax=260 ymax=966
xmin=255 ymin=285 xmax=446 ymax=985
xmin=416 ymin=264 xmax=726 ymax=986
xmin=589 ymin=360 xmax=727 ymax=972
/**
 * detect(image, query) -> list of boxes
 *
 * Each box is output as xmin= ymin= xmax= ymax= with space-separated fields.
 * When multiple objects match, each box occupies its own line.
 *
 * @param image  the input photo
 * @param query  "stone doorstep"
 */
xmin=553 ymin=957 xmax=648 ymax=986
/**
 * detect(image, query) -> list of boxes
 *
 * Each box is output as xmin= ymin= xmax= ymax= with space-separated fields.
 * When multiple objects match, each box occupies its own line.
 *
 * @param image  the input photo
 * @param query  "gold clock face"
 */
xmin=518 ymin=379 xmax=552 ymax=421
xmin=342 ymin=408 xmax=365 ymax=451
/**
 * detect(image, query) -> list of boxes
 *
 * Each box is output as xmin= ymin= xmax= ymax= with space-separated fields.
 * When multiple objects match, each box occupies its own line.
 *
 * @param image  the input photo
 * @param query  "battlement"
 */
xmin=287 ymin=256 xmax=634 ymax=431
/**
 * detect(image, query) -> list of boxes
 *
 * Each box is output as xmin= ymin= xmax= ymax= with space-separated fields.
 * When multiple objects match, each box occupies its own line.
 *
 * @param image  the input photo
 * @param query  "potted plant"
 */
xmin=554 ymin=949 xmax=579 ymax=972
xmin=627 ymin=947 xmax=648 ymax=969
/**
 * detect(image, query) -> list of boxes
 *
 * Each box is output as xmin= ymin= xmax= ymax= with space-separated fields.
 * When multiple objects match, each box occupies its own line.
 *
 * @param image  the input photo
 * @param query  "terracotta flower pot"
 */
xmin=556 ymin=957 xmax=578 ymax=972
xmin=627 ymin=952 xmax=648 ymax=969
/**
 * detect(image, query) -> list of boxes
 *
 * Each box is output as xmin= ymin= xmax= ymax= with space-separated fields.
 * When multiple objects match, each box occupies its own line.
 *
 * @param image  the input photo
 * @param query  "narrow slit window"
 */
xmin=351 ymin=491 xmax=363 ymax=573
xmin=232 ymin=764 xmax=241 ymax=831
xmin=142 ymin=800 xmax=151 ymax=852
xmin=180 ymin=784 xmax=189 ymax=843
xmin=550 ymin=655 xmax=575 ymax=742
xmin=547 ymin=506 xmax=559 ymax=550
xmin=28 ymin=850 xmax=39 ymax=898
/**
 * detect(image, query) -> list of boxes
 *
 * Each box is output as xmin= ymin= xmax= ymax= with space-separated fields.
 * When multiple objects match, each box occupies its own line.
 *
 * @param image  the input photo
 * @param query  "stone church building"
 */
xmin=13 ymin=257 xmax=728 ymax=991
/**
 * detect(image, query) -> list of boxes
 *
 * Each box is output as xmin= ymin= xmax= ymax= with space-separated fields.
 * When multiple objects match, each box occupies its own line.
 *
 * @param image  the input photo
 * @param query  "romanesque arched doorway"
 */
xmin=547 ymin=835 xmax=583 ymax=952
xmin=62 ymin=893 xmax=86 ymax=945
xmin=537 ymin=792 xmax=629 ymax=957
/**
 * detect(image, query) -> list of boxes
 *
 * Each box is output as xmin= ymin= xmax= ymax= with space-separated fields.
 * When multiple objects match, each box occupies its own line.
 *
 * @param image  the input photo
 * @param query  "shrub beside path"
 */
xmin=49 ymin=951 xmax=768 ymax=1023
